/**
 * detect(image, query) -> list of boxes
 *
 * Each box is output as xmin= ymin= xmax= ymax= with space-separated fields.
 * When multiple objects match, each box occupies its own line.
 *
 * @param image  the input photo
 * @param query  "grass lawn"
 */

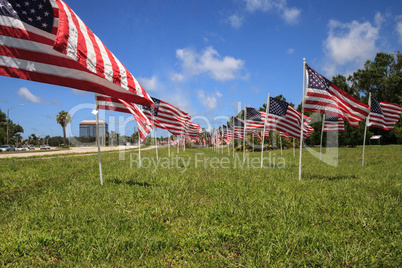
xmin=0 ymin=145 xmax=401 ymax=266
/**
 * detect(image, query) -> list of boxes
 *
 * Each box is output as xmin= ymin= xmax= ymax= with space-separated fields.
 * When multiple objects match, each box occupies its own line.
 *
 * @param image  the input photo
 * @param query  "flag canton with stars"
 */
xmin=269 ymin=97 xmax=288 ymax=117
xmin=0 ymin=0 xmax=54 ymax=33
xmin=223 ymin=125 xmax=227 ymax=131
xmin=227 ymin=122 xmax=233 ymax=130
xmin=143 ymin=97 xmax=160 ymax=116
xmin=370 ymin=97 xmax=382 ymax=115
xmin=306 ymin=64 xmax=331 ymax=90
xmin=325 ymin=114 xmax=340 ymax=121
xmin=233 ymin=117 xmax=244 ymax=127
xmin=246 ymin=107 xmax=262 ymax=121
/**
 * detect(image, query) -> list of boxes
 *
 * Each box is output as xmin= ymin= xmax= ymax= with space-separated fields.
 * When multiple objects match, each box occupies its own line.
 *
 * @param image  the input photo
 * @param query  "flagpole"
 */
xmin=253 ymin=133 xmax=255 ymax=152
xmin=293 ymin=138 xmax=295 ymax=158
xmin=243 ymin=106 xmax=247 ymax=162
xmin=222 ymin=126 xmax=224 ymax=154
xmin=280 ymin=135 xmax=282 ymax=156
xmin=94 ymin=94 xmax=103 ymax=185
xmin=298 ymin=58 xmax=307 ymax=181
xmin=154 ymin=127 xmax=158 ymax=161
xmin=232 ymin=125 xmax=235 ymax=158
xmin=362 ymin=92 xmax=371 ymax=166
xmin=261 ymin=93 xmax=270 ymax=168
xmin=168 ymin=135 xmax=171 ymax=157
xmin=137 ymin=123 xmax=141 ymax=167
xmin=320 ymin=113 xmax=325 ymax=161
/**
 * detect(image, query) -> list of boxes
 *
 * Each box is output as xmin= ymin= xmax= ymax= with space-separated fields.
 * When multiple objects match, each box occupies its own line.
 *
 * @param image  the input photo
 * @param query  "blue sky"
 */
xmin=1 ymin=0 xmax=402 ymax=139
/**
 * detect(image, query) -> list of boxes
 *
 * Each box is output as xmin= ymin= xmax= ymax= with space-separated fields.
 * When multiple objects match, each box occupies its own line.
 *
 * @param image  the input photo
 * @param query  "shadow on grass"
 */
xmin=307 ymin=174 xmax=358 ymax=181
xmin=111 ymin=178 xmax=156 ymax=187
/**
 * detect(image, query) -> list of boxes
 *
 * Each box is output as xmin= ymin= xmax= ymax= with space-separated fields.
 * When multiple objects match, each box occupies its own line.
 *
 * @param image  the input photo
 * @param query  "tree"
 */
xmin=0 ymin=109 xmax=24 ymax=145
xmin=56 ymin=110 xmax=72 ymax=146
xmin=349 ymin=51 xmax=402 ymax=144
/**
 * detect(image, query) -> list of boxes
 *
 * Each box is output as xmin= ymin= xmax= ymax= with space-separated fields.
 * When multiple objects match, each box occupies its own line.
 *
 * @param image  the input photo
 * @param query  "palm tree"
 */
xmin=56 ymin=110 xmax=72 ymax=146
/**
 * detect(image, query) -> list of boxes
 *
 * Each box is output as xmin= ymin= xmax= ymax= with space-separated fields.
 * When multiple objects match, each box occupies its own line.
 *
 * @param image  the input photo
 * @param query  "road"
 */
xmin=0 ymin=145 xmax=156 ymax=159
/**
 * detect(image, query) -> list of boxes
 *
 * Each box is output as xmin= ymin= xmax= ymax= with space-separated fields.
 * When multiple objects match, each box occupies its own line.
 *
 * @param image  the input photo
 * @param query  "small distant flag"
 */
xmin=323 ymin=114 xmax=345 ymax=132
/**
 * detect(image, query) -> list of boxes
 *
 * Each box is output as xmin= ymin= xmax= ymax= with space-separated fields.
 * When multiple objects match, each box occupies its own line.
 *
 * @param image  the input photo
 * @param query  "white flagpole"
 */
xmin=154 ymin=127 xmax=158 ymax=161
xmin=280 ymin=135 xmax=282 ymax=156
xmin=168 ymin=135 xmax=171 ymax=157
xmin=222 ymin=126 xmax=224 ymax=154
xmin=243 ymin=106 xmax=247 ymax=162
xmin=138 ymin=124 xmax=141 ymax=167
xmin=232 ymin=125 xmax=235 ymax=158
xmin=298 ymin=58 xmax=307 ymax=181
xmin=320 ymin=113 xmax=325 ymax=161
xmin=362 ymin=92 xmax=371 ymax=166
xmin=228 ymin=138 xmax=230 ymax=156
xmin=293 ymin=138 xmax=295 ymax=158
xmin=261 ymin=93 xmax=270 ymax=168
xmin=94 ymin=94 xmax=103 ymax=185
xmin=253 ymin=133 xmax=255 ymax=152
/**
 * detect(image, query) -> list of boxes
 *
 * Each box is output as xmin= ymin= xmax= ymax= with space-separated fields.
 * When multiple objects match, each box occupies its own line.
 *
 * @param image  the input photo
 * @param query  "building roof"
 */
xmin=80 ymin=120 xmax=107 ymax=125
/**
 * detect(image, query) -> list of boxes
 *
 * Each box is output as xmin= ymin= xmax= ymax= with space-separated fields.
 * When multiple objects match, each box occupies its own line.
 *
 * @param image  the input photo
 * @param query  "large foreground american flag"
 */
xmin=0 ymin=0 xmax=154 ymax=107
xmin=304 ymin=63 xmax=369 ymax=127
xmin=369 ymin=97 xmax=402 ymax=131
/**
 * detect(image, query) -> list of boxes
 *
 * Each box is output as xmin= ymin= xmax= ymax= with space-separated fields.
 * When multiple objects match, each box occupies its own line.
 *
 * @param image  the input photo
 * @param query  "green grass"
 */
xmin=0 ymin=145 xmax=401 ymax=266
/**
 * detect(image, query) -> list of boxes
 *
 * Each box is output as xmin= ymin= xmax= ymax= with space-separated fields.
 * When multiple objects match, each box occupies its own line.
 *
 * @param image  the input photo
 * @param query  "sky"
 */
xmin=1 ymin=0 xmax=402 ymax=139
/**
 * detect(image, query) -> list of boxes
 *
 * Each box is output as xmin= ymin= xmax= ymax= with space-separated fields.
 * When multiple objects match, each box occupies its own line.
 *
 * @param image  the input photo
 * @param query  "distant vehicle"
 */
xmin=40 ymin=145 xmax=51 ymax=150
xmin=28 ymin=145 xmax=35 ymax=150
xmin=16 ymin=146 xmax=26 ymax=151
xmin=0 ymin=145 xmax=15 ymax=152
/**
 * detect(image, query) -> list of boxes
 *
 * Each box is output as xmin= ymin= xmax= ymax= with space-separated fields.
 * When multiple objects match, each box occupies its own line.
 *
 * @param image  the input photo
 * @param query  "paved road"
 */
xmin=0 ymin=145 xmax=156 ymax=159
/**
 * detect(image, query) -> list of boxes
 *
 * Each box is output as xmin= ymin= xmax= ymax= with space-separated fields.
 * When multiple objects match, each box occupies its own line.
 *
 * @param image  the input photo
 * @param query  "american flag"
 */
xmin=369 ymin=97 xmax=402 ymax=130
xmin=268 ymin=97 xmax=313 ymax=139
xmin=280 ymin=132 xmax=292 ymax=138
xmin=141 ymin=97 xmax=169 ymax=131
xmin=0 ymin=0 xmax=154 ymax=107
xmin=226 ymin=122 xmax=239 ymax=140
xmin=305 ymin=63 xmax=369 ymax=127
xmin=185 ymin=121 xmax=202 ymax=138
xmin=222 ymin=125 xmax=227 ymax=139
xmin=233 ymin=117 xmax=246 ymax=139
xmin=95 ymin=94 xmax=153 ymax=140
xmin=323 ymin=114 xmax=345 ymax=132
xmin=253 ymin=131 xmax=262 ymax=140
xmin=143 ymin=97 xmax=191 ymax=136
xmin=245 ymin=107 xmax=265 ymax=130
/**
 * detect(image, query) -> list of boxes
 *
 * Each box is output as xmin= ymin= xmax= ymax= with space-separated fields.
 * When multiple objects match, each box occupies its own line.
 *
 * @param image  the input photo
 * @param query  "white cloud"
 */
xmin=216 ymin=91 xmax=223 ymax=97
xmin=287 ymin=48 xmax=294 ymax=54
xmin=197 ymin=90 xmax=218 ymax=110
xmin=17 ymin=87 xmax=49 ymax=104
xmin=323 ymin=18 xmax=380 ymax=76
xmin=138 ymin=76 xmax=158 ymax=92
xmin=396 ymin=16 xmax=402 ymax=44
xmin=228 ymin=14 xmax=244 ymax=29
xmin=243 ymin=0 xmax=301 ymax=25
xmin=173 ymin=47 xmax=246 ymax=81
xmin=170 ymin=73 xmax=185 ymax=82
xmin=244 ymin=0 xmax=275 ymax=12
xmin=282 ymin=7 xmax=300 ymax=24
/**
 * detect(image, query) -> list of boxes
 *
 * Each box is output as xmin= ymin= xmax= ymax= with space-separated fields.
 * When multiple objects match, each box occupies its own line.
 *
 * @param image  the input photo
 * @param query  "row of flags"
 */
xmin=0 ymin=0 xmax=401 ymax=147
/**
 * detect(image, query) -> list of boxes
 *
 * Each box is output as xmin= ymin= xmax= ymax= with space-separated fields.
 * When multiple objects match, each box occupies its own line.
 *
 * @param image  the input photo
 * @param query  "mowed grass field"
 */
xmin=0 ymin=145 xmax=401 ymax=267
